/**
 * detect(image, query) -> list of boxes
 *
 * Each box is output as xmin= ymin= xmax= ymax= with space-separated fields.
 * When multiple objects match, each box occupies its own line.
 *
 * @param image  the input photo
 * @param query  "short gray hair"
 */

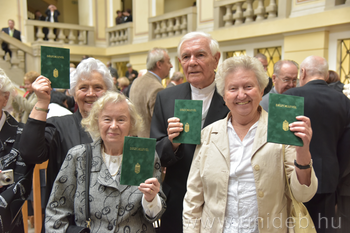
xmin=146 ymin=48 xmax=168 ymax=71
xmin=300 ymin=55 xmax=329 ymax=78
xmin=216 ymin=56 xmax=269 ymax=96
xmin=81 ymin=91 xmax=143 ymax=139
xmin=254 ymin=53 xmax=267 ymax=61
xmin=69 ymin=58 xmax=114 ymax=95
xmin=170 ymin=72 xmax=184 ymax=82
xmin=0 ymin=68 xmax=14 ymax=109
xmin=177 ymin=32 xmax=220 ymax=58
xmin=273 ymin=60 xmax=299 ymax=76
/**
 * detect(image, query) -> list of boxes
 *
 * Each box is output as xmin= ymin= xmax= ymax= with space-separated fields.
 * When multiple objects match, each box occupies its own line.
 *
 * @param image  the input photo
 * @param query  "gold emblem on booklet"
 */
xmin=53 ymin=68 xmax=59 ymax=78
xmin=283 ymin=120 xmax=289 ymax=131
xmin=185 ymin=123 xmax=190 ymax=133
xmin=135 ymin=163 xmax=140 ymax=174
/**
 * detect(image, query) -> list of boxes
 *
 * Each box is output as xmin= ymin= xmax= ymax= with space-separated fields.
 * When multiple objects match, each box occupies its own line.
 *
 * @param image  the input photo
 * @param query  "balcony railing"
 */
xmin=0 ymin=33 xmax=33 ymax=85
xmin=25 ymin=20 xmax=95 ymax=46
xmin=214 ymin=0 xmax=281 ymax=29
xmin=148 ymin=6 xmax=197 ymax=40
xmin=106 ymin=22 xmax=133 ymax=46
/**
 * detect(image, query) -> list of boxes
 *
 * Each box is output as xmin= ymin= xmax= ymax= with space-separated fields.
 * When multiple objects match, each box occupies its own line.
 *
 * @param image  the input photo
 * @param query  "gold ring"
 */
xmin=150 ymin=190 xmax=153 ymax=195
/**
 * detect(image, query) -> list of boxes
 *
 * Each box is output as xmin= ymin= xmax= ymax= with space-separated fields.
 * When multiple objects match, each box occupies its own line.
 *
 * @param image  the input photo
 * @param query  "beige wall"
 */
xmin=164 ymin=0 xmax=193 ymax=13
xmin=78 ymin=0 xmax=93 ymax=26
xmin=0 ymin=0 xmax=22 ymax=33
xmin=134 ymin=0 xmax=149 ymax=36
xmin=284 ymin=30 xmax=329 ymax=65
xmin=57 ymin=0 xmax=79 ymax=24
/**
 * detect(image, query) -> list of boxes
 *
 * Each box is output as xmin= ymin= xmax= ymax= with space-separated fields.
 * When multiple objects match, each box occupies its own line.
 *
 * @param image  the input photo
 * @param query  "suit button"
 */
xmin=258 ymin=191 xmax=264 ymax=198
xmin=254 ymin=165 xmax=260 ymax=171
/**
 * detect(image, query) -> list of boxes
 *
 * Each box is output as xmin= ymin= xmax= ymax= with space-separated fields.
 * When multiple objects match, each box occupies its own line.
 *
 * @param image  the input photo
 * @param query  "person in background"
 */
xmin=327 ymin=70 xmax=345 ymax=93
xmin=19 ymin=58 xmax=114 ymax=233
xmin=45 ymin=91 xmax=166 ymax=232
xmin=259 ymin=60 xmax=298 ymax=112
xmin=117 ymin=76 xmax=130 ymax=96
xmin=122 ymin=9 xmax=133 ymax=23
xmin=254 ymin=53 xmax=272 ymax=96
xmin=1 ymin=19 xmax=21 ymax=59
xmin=166 ymin=71 xmax=184 ymax=88
xmin=47 ymin=90 xmax=72 ymax=118
xmin=129 ymin=47 xmax=173 ymax=138
xmin=284 ymin=55 xmax=350 ymax=233
xmin=12 ymin=71 xmax=40 ymax=123
xmin=0 ymin=68 xmax=34 ymax=233
xmin=116 ymin=10 xmax=123 ymax=25
xmin=107 ymin=61 xmax=119 ymax=86
xmin=150 ymin=31 xmax=229 ymax=233
xmin=125 ymin=63 xmax=138 ymax=82
xmin=45 ymin=4 xmax=60 ymax=22
xmin=35 ymin=10 xmax=45 ymax=21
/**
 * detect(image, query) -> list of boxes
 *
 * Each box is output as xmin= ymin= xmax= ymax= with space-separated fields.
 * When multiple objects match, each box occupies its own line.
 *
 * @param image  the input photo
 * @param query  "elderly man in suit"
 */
xmin=1 ymin=19 xmax=21 ymax=59
xmin=150 ymin=32 xmax=229 ymax=233
xmin=260 ymin=60 xmax=298 ymax=112
xmin=129 ymin=48 xmax=173 ymax=138
xmin=284 ymin=55 xmax=350 ymax=233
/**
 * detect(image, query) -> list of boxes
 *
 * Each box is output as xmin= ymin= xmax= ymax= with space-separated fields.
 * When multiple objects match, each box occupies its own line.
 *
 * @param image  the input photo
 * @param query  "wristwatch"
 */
xmin=294 ymin=159 xmax=312 ymax=169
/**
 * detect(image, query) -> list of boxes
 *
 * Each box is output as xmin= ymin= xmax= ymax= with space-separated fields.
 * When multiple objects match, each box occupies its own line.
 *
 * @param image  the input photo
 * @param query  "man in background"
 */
xmin=260 ymin=60 xmax=298 ymax=112
xmin=284 ymin=55 xmax=350 ymax=233
xmin=255 ymin=53 xmax=272 ymax=95
xmin=166 ymin=71 xmax=184 ymax=88
xmin=1 ymin=19 xmax=21 ymax=59
xmin=129 ymin=48 xmax=173 ymax=138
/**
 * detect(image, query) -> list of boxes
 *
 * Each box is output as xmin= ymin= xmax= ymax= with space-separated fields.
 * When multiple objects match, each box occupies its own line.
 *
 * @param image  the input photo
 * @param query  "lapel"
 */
xmin=204 ymin=88 xmax=228 ymax=128
xmin=209 ymin=115 xmax=231 ymax=168
xmin=92 ymin=139 xmax=129 ymax=193
xmin=179 ymin=82 xmax=191 ymax=100
xmin=251 ymin=107 xmax=268 ymax=158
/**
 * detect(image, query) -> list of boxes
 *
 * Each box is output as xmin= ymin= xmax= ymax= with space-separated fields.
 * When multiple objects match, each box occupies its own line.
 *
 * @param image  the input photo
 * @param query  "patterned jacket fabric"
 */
xmin=45 ymin=139 xmax=166 ymax=233
xmin=0 ymin=111 xmax=34 ymax=233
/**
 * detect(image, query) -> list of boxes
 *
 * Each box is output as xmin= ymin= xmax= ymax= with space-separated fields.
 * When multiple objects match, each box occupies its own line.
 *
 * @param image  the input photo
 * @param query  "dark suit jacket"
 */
xmin=150 ymin=82 xmax=229 ymax=233
xmin=45 ymin=9 xmax=60 ymax=22
xmin=1 ymin=28 xmax=21 ymax=51
xmin=284 ymin=80 xmax=350 ymax=194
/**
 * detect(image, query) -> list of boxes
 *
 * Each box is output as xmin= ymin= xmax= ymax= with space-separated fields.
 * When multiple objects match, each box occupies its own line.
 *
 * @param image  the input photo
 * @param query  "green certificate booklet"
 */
xmin=267 ymin=93 xmax=304 ymax=147
xmin=120 ymin=136 xmax=156 ymax=186
xmin=173 ymin=99 xmax=203 ymax=145
xmin=41 ymin=46 xmax=70 ymax=89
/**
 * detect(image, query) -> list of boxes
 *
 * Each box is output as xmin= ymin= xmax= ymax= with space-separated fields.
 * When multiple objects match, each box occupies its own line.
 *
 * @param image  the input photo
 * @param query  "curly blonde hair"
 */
xmin=81 ymin=91 xmax=143 ymax=139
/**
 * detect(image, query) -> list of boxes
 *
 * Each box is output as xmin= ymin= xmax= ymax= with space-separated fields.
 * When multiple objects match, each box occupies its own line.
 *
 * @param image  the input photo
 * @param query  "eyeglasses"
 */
xmin=279 ymin=78 xmax=297 ymax=84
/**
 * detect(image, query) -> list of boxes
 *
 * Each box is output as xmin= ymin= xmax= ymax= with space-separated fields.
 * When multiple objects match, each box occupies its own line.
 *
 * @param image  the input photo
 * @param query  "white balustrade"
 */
xmin=214 ymin=0 xmax=280 ymax=29
xmin=26 ymin=20 xmax=95 ymax=46
xmin=148 ymin=7 xmax=196 ymax=40
xmin=106 ymin=22 xmax=133 ymax=46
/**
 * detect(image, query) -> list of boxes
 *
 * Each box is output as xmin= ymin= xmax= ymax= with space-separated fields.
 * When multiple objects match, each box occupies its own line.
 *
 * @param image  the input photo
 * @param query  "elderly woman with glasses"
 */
xmin=45 ymin=91 xmax=166 ymax=232
xmin=183 ymin=56 xmax=317 ymax=233
xmin=19 ymin=58 xmax=114 ymax=215
xmin=0 ymin=68 xmax=34 ymax=233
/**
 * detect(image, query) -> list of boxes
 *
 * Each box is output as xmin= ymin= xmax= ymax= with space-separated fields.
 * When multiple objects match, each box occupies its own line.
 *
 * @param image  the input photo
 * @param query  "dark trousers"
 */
xmin=305 ymin=193 xmax=338 ymax=233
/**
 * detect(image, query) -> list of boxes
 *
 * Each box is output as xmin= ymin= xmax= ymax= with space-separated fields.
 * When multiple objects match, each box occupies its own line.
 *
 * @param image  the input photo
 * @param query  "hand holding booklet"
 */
xmin=120 ymin=137 xmax=156 ymax=186
xmin=267 ymin=93 xmax=304 ymax=147
xmin=41 ymin=46 xmax=70 ymax=89
xmin=173 ymin=99 xmax=203 ymax=145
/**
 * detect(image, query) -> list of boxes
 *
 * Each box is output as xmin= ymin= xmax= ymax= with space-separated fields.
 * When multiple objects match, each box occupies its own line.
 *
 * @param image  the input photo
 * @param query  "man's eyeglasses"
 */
xmin=279 ymin=78 xmax=297 ymax=84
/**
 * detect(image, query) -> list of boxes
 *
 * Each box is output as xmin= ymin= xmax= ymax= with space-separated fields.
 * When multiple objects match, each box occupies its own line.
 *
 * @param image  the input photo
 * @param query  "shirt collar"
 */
xmin=148 ymin=71 xmax=162 ymax=83
xmin=0 ymin=111 xmax=6 ymax=131
xmin=190 ymin=80 xmax=216 ymax=95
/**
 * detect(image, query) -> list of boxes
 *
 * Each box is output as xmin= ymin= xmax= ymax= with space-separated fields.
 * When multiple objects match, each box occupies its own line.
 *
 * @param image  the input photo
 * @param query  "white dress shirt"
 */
xmin=224 ymin=118 xmax=259 ymax=233
xmin=190 ymin=81 xmax=216 ymax=128
xmin=102 ymin=150 xmax=162 ymax=218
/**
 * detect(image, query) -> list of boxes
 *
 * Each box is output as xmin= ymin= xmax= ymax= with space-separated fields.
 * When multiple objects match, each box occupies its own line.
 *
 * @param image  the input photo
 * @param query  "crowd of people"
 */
xmin=1 ymin=30 xmax=350 ymax=233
